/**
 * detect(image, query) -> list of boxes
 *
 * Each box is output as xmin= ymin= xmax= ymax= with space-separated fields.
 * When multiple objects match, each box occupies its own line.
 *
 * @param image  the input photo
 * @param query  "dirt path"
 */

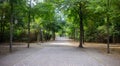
xmin=0 ymin=37 xmax=120 ymax=66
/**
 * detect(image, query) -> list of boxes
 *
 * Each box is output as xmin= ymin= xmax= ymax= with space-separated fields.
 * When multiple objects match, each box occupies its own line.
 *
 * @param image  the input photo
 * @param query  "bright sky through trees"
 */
xmin=37 ymin=0 xmax=44 ymax=3
xmin=30 ymin=0 xmax=44 ymax=7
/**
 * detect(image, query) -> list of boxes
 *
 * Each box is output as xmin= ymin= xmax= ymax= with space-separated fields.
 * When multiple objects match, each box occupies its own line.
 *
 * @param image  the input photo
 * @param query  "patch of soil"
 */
xmin=71 ymin=41 xmax=120 ymax=59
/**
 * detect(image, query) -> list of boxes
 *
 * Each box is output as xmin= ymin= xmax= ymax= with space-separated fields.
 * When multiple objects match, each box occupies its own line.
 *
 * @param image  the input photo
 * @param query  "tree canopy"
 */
xmin=0 ymin=0 xmax=120 ymax=52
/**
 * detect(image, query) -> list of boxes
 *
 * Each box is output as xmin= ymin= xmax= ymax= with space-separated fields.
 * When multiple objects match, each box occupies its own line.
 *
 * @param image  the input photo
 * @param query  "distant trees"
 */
xmin=58 ymin=0 xmax=89 ymax=47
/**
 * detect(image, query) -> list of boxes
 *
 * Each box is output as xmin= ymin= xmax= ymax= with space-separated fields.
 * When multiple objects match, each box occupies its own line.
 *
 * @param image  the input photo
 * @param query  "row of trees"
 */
xmin=0 ymin=0 xmax=120 ymax=53
xmin=61 ymin=0 xmax=120 ymax=51
xmin=0 ymin=0 xmax=64 ymax=52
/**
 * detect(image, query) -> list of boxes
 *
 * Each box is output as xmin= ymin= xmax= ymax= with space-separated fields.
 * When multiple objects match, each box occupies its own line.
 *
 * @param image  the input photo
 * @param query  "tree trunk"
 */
xmin=106 ymin=16 xmax=110 ymax=53
xmin=106 ymin=0 xmax=110 ymax=53
xmin=27 ymin=0 xmax=32 ymax=48
xmin=73 ymin=28 xmax=76 ymax=41
xmin=79 ymin=2 xmax=83 ymax=48
xmin=53 ymin=30 xmax=55 ymax=40
xmin=27 ymin=13 xmax=30 ymax=48
xmin=37 ymin=31 xmax=40 ymax=43
xmin=2 ymin=16 xmax=5 ymax=42
xmin=0 ymin=11 xmax=3 ymax=43
xmin=10 ymin=0 xmax=13 ymax=52
xmin=40 ymin=28 xmax=43 ymax=42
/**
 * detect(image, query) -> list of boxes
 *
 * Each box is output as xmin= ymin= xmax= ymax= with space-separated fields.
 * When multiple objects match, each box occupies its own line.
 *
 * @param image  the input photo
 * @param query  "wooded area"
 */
xmin=0 ymin=0 xmax=120 ymax=53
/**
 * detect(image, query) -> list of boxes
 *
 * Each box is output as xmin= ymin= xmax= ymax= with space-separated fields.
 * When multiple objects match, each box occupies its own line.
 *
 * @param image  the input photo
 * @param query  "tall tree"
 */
xmin=9 ymin=0 xmax=14 ymax=52
xmin=106 ymin=0 xmax=110 ymax=53
xmin=27 ymin=0 xmax=32 ymax=48
xmin=78 ymin=2 xmax=84 ymax=47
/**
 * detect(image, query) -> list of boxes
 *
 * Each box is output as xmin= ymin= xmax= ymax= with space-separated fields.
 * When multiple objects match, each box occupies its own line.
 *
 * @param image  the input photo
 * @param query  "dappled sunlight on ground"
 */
xmin=41 ymin=37 xmax=75 ymax=47
xmin=47 ymin=42 xmax=73 ymax=46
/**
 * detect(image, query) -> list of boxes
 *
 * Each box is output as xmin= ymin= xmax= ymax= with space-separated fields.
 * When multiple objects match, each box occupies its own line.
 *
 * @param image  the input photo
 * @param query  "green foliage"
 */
xmin=61 ymin=0 xmax=120 ymax=43
xmin=0 ymin=0 xmax=120 ymax=43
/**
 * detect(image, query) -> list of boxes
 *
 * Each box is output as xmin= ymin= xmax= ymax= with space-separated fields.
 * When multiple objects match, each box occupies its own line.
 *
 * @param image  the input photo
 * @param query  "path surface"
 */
xmin=0 ymin=37 xmax=120 ymax=66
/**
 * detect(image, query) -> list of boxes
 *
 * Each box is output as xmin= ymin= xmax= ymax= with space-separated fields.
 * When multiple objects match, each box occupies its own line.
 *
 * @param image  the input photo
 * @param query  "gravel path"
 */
xmin=0 ymin=37 xmax=120 ymax=66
